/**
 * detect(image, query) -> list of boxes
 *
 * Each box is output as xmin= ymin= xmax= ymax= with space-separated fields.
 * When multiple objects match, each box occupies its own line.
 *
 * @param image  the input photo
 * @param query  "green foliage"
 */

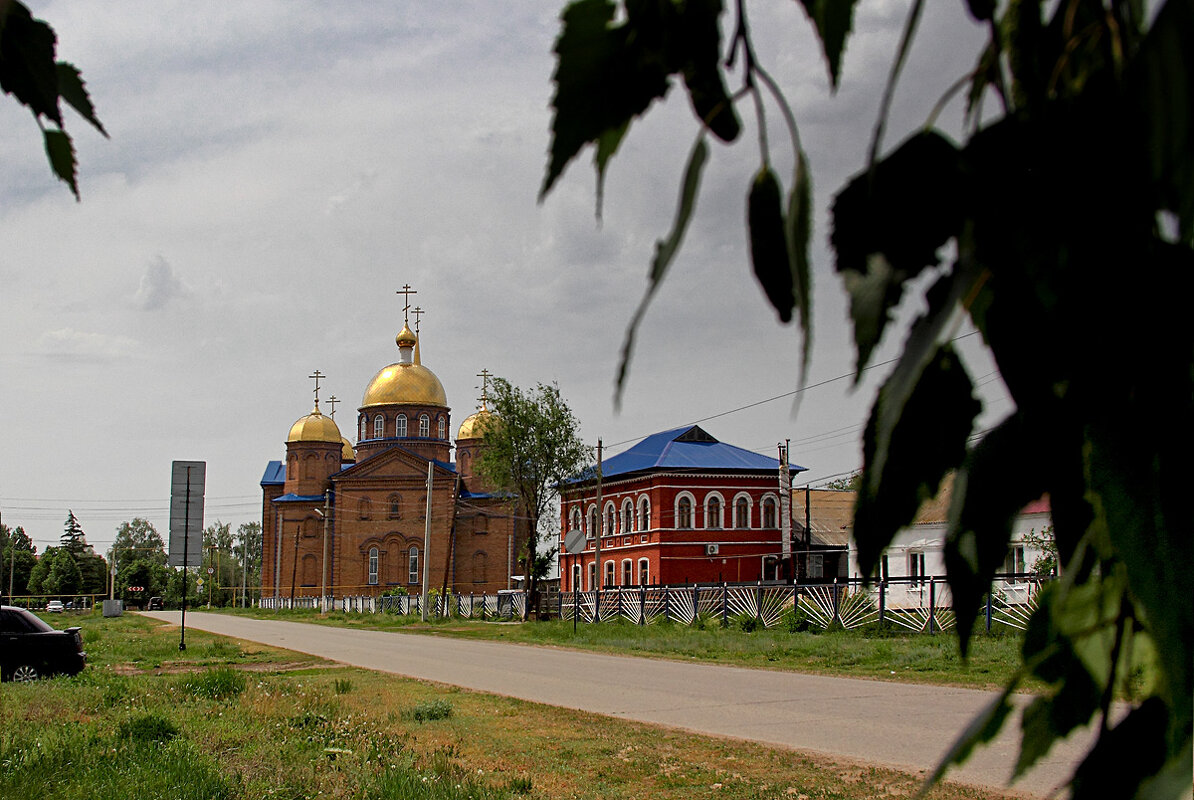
xmin=0 ymin=2 xmax=106 ymax=198
xmin=733 ymin=613 xmax=761 ymax=633
xmin=1022 ymin=526 xmax=1056 ymax=576
xmin=117 ymin=713 xmax=180 ymax=745
xmin=404 ymin=698 xmax=453 ymax=723
xmin=544 ymin=1 xmax=1193 ymax=795
xmin=59 ymin=510 xmax=87 ymax=556
xmin=178 ymin=667 xmax=247 ymax=701
xmin=333 ymin=677 xmax=354 ymax=695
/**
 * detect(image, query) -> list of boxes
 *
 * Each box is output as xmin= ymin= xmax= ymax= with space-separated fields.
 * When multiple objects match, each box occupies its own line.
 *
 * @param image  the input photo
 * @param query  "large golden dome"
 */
xmin=287 ymin=407 xmax=342 ymax=444
xmin=361 ymin=363 xmax=448 ymax=408
xmin=457 ymin=407 xmax=494 ymax=440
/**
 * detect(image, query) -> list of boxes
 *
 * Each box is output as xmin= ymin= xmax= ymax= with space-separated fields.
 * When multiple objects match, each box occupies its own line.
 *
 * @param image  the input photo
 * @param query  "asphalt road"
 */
xmin=152 ymin=611 xmax=1094 ymax=797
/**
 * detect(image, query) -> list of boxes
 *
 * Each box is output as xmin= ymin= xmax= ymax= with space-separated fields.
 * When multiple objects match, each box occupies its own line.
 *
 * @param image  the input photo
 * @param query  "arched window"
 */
xmin=437 ymin=416 xmax=446 ymax=439
xmin=358 ymin=497 xmax=372 ymax=520
xmin=572 ymin=563 xmax=582 ymax=592
xmin=368 ymin=547 xmax=379 ymax=585
xmin=395 ymin=414 xmax=408 ymax=438
xmin=302 ymin=453 xmax=316 ymax=479
xmin=587 ymin=561 xmax=596 ymax=591
xmin=621 ymin=559 xmax=633 ymax=586
xmin=638 ymin=558 xmax=649 ymax=586
xmin=621 ymin=499 xmax=634 ymax=533
xmin=570 ymin=507 xmax=582 ymax=531
xmin=387 ymin=493 xmax=401 ymax=520
xmin=705 ymin=495 xmax=723 ymax=529
xmin=587 ymin=506 xmax=598 ymax=539
xmin=419 ymin=414 xmax=430 ymax=437
xmin=604 ymin=560 xmax=616 ymax=588
xmin=638 ymin=497 xmax=650 ymax=531
xmin=677 ymin=496 xmax=693 ymax=529
xmin=734 ymin=496 xmax=751 ymax=528
xmin=762 ymin=497 xmax=778 ymax=528
xmin=360 ymin=417 xmax=368 ymax=441
xmin=408 ymin=546 xmax=420 ymax=584
xmin=604 ymin=503 xmax=616 ymax=536
xmin=373 ymin=415 xmax=385 ymax=439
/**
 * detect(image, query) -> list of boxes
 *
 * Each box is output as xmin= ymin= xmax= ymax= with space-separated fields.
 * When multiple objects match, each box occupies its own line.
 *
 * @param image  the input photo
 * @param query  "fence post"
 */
xmin=832 ymin=581 xmax=841 ymax=627
xmin=721 ymin=582 xmax=729 ymax=628
xmin=594 ymin=587 xmax=600 ymax=624
xmin=879 ymin=580 xmax=886 ymax=628
xmin=663 ymin=586 xmax=670 ymax=623
xmin=755 ymin=581 xmax=763 ymax=624
xmin=692 ymin=584 xmax=699 ymax=626
xmin=985 ymin=591 xmax=993 ymax=633
xmin=929 ymin=579 xmax=937 ymax=635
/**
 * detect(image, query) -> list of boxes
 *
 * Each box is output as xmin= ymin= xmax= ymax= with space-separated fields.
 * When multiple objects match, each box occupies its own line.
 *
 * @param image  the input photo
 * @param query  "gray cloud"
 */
xmin=134 ymin=255 xmax=188 ymax=311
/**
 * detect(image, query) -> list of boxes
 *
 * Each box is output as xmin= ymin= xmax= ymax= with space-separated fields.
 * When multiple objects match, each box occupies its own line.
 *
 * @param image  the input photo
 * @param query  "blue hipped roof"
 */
xmin=575 ymin=425 xmax=806 ymax=482
xmin=261 ymin=460 xmax=285 ymax=486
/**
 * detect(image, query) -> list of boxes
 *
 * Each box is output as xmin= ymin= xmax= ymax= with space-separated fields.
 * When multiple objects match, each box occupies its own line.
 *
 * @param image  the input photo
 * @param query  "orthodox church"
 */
xmin=260 ymin=294 xmax=525 ymax=601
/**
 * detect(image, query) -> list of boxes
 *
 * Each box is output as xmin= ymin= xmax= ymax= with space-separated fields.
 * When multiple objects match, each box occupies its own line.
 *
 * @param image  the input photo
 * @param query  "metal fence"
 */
xmin=258 ymin=574 xmax=1048 ymax=633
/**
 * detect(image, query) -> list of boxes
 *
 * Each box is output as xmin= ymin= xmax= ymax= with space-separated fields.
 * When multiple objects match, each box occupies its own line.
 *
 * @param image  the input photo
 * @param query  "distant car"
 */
xmin=45 ymin=600 xmax=64 ymax=613
xmin=147 ymin=597 xmax=164 ymax=611
xmin=0 ymin=605 xmax=87 ymax=681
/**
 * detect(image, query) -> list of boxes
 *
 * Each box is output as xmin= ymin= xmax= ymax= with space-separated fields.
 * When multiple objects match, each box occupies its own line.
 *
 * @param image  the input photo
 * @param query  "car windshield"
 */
xmin=0 ymin=608 xmax=54 ymax=633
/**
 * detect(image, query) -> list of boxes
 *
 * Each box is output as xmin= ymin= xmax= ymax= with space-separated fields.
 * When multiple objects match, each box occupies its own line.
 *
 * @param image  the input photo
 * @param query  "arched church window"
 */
xmin=395 ymin=414 xmax=408 ymax=438
xmin=437 ymin=416 xmax=446 ymax=439
xmin=368 ymin=547 xmax=379 ymax=585
xmin=360 ymin=417 xmax=368 ymax=441
xmin=677 ymin=496 xmax=693 ymax=529
xmin=387 ymin=493 xmax=401 ymax=520
xmin=373 ymin=415 xmax=384 ymax=439
xmin=408 ymin=546 xmax=419 ymax=584
xmin=762 ymin=497 xmax=777 ymax=528
xmin=419 ymin=414 xmax=430 ymax=437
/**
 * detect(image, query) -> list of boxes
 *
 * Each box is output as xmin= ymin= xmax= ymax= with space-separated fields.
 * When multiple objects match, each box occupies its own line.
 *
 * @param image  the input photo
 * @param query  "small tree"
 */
xmin=1 ymin=524 xmax=37 ymax=599
xmin=60 ymin=510 xmax=86 ymax=556
xmin=474 ymin=379 xmax=590 ymax=618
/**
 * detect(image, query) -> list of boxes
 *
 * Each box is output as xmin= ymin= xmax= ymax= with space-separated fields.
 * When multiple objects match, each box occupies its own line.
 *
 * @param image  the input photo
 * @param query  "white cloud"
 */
xmin=35 ymin=327 xmax=140 ymax=360
xmin=134 ymin=254 xmax=189 ymax=310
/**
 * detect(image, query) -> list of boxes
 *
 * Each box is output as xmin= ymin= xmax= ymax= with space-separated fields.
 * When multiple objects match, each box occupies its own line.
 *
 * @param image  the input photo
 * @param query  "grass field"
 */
xmin=219 ymin=606 xmax=1036 ymax=692
xmin=0 ymin=611 xmax=1026 ymax=800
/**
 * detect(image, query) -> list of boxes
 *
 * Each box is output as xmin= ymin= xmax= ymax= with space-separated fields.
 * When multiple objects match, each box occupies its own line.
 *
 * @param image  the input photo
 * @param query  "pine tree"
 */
xmin=60 ymin=510 xmax=86 ymax=556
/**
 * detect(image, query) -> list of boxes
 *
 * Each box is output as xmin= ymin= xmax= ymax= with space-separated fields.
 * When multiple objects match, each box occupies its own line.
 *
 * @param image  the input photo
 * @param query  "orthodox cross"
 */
xmin=412 ymin=306 xmax=424 ymax=336
xmin=309 ymin=370 xmax=325 ymax=409
xmin=476 ymin=368 xmax=493 ymax=407
xmin=397 ymin=284 xmax=417 ymax=325
xmin=326 ymin=395 xmax=339 ymax=418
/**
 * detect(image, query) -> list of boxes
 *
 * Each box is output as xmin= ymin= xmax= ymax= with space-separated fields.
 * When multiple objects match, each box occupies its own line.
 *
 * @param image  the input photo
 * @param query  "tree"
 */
xmin=111 ymin=518 xmax=167 ymax=567
xmin=824 ymin=471 xmax=861 ymax=491
xmin=60 ymin=510 xmax=86 ymax=556
xmin=542 ymin=1 xmax=1192 ymax=796
xmin=1 ymin=524 xmax=37 ymax=599
xmin=31 ymin=547 xmax=82 ymax=597
xmin=473 ymin=379 xmax=591 ymax=618
xmin=235 ymin=522 xmax=263 ymax=605
xmin=202 ymin=521 xmax=237 ymax=606
xmin=0 ymin=1 xmax=106 ymax=197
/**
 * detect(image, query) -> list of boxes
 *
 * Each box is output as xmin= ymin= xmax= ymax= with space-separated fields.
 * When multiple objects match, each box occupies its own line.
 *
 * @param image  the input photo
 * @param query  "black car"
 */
xmin=146 ymin=596 xmax=164 ymax=611
xmin=0 ymin=605 xmax=86 ymax=681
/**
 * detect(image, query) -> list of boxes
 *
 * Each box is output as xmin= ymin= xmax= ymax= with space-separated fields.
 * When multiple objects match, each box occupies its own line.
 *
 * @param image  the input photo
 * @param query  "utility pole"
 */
xmin=421 ymin=461 xmax=433 ymax=621
xmin=320 ymin=490 xmax=331 ymax=612
xmin=594 ymin=439 xmax=603 ymax=592
xmin=240 ymin=526 xmax=248 ymax=608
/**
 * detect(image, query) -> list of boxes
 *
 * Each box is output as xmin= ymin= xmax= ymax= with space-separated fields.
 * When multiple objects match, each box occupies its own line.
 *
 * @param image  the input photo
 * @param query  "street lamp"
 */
xmin=313 ymin=490 xmax=331 ymax=613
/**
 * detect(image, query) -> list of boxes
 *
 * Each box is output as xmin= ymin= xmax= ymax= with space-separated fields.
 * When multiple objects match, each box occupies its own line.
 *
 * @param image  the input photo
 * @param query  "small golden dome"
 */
xmin=457 ymin=407 xmax=494 ymax=440
xmin=340 ymin=437 xmax=355 ymax=461
xmin=287 ymin=406 xmax=342 ymax=444
xmin=396 ymin=324 xmax=417 ymax=348
xmin=361 ymin=363 xmax=448 ymax=408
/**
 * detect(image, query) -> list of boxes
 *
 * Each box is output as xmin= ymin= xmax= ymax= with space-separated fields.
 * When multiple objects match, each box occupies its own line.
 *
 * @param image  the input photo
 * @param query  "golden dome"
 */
xmin=287 ymin=406 xmax=342 ymax=444
xmin=340 ymin=437 xmax=355 ymax=461
xmin=457 ymin=407 xmax=494 ymax=440
xmin=361 ymin=363 xmax=448 ymax=408
xmin=396 ymin=324 xmax=417 ymax=349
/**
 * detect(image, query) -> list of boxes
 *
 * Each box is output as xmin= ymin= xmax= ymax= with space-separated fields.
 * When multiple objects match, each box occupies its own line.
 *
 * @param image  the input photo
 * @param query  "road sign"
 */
xmin=196 ymin=578 xmax=204 ymax=587
xmin=128 ymin=586 xmax=144 ymax=592
xmin=207 ymin=567 xmax=214 ymax=574
xmin=563 ymin=528 xmax=586 ymax=555
xmin=168 ymin=461 xmax=206 ymax=567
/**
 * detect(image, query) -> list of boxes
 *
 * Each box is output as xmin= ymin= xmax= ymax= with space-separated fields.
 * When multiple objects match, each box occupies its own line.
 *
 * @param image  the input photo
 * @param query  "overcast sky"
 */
xmin=0 ymin=2 xmax=1008 ymax=553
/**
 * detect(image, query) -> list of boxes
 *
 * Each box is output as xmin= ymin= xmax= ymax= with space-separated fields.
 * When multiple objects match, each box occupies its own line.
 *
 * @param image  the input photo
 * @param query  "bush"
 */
xmin=733 ymin=613 xmax=761 ymax=633
xmin=782 ymin=605 xmax=812 ymax=633
xmin=117 ymin=713 xmax=180 ymax=745
xmin=403 ymin=698 xmax=453 ymax=723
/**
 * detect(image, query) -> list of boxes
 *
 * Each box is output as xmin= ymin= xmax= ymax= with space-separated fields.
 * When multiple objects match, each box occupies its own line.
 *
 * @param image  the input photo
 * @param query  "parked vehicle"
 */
xmin=147 ymin=597 xmax=164 ymax=611
xmin=0 ymin=606 xmax=86 ymax=681
xmin=45 ymin=600 xmax=64 ymax=613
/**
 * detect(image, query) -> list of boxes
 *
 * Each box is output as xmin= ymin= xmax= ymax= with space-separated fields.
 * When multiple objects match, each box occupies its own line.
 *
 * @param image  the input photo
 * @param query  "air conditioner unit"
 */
xmin=705 ymin=544 xmax=720 ymax=556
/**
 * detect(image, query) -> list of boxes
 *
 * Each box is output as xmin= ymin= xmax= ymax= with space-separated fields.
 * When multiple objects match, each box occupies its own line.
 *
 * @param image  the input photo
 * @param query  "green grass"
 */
xmin=1 ymin=610 xmax=1018 ymax=800
xmin=217 ymin=606 xmax=1034 ymax=691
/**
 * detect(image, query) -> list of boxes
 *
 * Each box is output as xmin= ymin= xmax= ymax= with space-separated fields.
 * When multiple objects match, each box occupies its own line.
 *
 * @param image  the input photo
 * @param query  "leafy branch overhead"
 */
xmin=544 ymin=0 xmax=1193 ymax=797
xmin=0 ymin=1 xmax=106 ymax=198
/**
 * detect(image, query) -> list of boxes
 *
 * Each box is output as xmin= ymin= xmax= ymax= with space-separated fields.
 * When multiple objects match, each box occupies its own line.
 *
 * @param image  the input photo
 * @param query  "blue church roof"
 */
xmin=576 ymin=425 xmax=805 ymax=482
xmin=261 ymin=460 xmax=285 ymax=486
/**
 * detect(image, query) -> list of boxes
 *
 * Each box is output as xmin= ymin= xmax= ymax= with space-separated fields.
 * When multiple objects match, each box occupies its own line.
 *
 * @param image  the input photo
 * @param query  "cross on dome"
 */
xmin=309 ymin=370 xmax=326 ymax=410
xmin=397 ymin=284 xmax=417 ymax=325
xmin=476 ymin=368 xmax=493 ymax=409
xmin=326 ymin=395 xmax=339 ymax=418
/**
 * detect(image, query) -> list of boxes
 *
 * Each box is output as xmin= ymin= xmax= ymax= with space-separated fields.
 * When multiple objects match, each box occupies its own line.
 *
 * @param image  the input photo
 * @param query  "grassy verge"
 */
xmin=215 ymin=606 xmax=1035 ymax=692
xmin=1 ymin=611 xmax=1022 ymax=800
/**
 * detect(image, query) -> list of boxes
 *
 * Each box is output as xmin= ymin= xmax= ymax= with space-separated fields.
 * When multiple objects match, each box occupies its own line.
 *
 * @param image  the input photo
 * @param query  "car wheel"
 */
xmin=11 ymin=664 xmax=39 ymax=682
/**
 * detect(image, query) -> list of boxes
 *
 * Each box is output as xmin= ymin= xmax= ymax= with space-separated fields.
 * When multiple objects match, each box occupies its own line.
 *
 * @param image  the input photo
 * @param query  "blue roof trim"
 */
xmin=460 ymin=489 xmax=515 ymax=500
xmin=261 ymin=460 xmax=285 ymax=486
xmin=273 ymin=493 xmax=326 ymax=503
xmin=567 ymin=425 xmax=806 ymax=483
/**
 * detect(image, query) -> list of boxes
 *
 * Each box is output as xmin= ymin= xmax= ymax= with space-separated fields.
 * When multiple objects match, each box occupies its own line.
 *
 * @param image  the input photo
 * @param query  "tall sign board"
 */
xmin=169 ymin=461 xmax=206 ymax=568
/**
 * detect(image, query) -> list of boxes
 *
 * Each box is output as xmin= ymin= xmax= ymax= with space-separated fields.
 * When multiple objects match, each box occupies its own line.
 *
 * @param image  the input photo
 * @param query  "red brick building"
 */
xmin=557 ymin=426 xmax=806 ymax=590
xmin=260 ymin=317 xmax=525 ymax=601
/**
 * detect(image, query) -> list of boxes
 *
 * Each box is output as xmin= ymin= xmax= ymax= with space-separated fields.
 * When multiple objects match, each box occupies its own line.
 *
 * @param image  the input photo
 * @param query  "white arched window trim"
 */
xmin=603 ymin=501 xmax=617 ymax=536
xmin=395 ymin=414 xmax=408 ymax=438
xmin=704 ymin=492 xmax=725 ymax=529
xmin=760 ymin=492 xmax=780 ymax=528
xmin=620 ymin=558 xmax=633 ymax=587
xmin=732 ymin=492 xmax=754 ymax=529
xmin=621 ymin=498 xmax=635 ymax=533
xmin=408 ymin=546 xmax=420 ymax=584
xmin=418 ymin=414 xmax=430 ymax=437
xmin=586 ymin=504 xmax=598 ymax=539
xmin=373 ymin=415 xmax=385 ymax=439
xmin=637 ymin=496 xmax=651 ymax=531
xmin=368 ymin=547 xmax=379 ymax=585
xmin=638 ymin=557 xmax=650 ymax=586
xmin=437 ymin=416 xmax=446 ymax=439
xmin=674 ymin=492 xmax=696 ymax=529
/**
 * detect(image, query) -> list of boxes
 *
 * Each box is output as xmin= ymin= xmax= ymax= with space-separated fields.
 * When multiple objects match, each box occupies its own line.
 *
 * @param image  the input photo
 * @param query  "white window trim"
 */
xmin=395 ymin=414 xmax=408 ymax=438
xmin=638 ymin=557 xmax=650 ymax=586
xmin=732 ymin=492 xmax=754 ymax=529
xmin=704 ymin=491 xmax=726 ymax=530
xmin=373 ymin=415 xmax=385 ymax=439
xmin=674 ymin=491 xmax=696 ymax=530
xmin=408 ymin=546 xmax=420 ymax=584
